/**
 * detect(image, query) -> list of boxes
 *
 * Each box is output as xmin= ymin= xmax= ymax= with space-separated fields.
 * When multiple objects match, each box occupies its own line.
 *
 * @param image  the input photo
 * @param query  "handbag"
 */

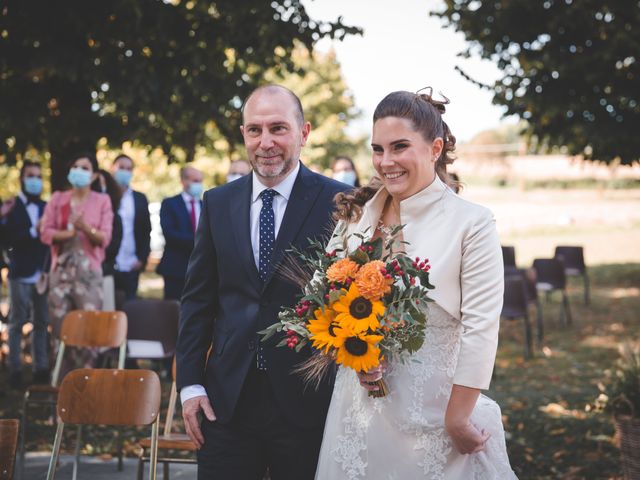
xmin=35 ymin=250 xmax=51 ymax=295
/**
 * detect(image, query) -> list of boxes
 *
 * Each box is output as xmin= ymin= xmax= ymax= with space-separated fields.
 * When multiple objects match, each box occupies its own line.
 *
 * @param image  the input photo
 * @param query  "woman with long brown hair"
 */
xmin=315 ymin=90 xmax=516 ymax=479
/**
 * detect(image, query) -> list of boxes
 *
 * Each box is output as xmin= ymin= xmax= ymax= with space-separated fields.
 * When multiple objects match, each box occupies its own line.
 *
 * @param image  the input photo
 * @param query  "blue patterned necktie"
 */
xmin=257 ymin=188 xmax=277 ymax=370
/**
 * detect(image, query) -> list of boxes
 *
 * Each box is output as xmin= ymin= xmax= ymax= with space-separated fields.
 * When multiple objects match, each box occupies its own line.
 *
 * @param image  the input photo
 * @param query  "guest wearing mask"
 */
xmin=157 ymin=166 xmax=203 ymax=300
xmin=91 ymin=169 xmax=122 ymax=310
xmin=0 ymin=161 xmax=50 ymax=388
xmin=226 ymin=159 xmax=251 ymax=183
xmin=40 ymin=152 xmax=113 ymax=372
xmin=331 ymin=155 xmax=361 ymax=187
xmin=110 ymin=154 xmax=151 ymax=300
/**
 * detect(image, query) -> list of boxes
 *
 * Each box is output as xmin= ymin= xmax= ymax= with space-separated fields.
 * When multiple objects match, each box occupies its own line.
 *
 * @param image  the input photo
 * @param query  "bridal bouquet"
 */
xmin=260 ymin=224 xmax=434 ymax=397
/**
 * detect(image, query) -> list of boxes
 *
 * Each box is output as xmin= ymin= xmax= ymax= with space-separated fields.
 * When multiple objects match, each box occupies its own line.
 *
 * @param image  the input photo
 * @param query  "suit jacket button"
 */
xmin=248 ymin=340 xmax=256 ymax=351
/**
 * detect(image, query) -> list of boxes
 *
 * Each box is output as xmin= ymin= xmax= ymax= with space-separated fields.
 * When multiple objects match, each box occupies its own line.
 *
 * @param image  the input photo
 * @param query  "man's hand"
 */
xmin=182 ymin=395 xmax=216 ymax=449
xmin=0 ymin=197 xmax=16 ymax=218
xmin=131 ymin=260 xmax=143 ymax=272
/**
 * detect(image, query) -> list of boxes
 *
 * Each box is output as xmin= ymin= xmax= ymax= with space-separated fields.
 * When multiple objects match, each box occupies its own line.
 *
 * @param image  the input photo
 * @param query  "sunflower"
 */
xmin=307 ymin=307 xmax=347 ymax=353
xmin=335 ymin=331 xmax=383 ymax=372
xmin=333 ymin=283 xmax=384 ymax=334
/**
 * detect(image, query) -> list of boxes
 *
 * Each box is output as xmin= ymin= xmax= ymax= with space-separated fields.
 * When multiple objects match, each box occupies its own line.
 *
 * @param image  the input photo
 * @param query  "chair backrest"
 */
xmin=60 ymin=310 xmax=128 ymax=348
xmin=123 ymin=299 xmax=179 ymax=359
xmin=502 ymin=276 xmax=528 ymax=319
xmin=0 ymin=419 xmax=19 ymax=480
xmin=501 ymin=245 xmax=516 ymax=268
xmin=533 ymin=258 xmax=566 ymax=289
xmin=554 ymin=246 xmax=585 ymax=271
xmin=57 ymin=369 xmax=161 ymax=426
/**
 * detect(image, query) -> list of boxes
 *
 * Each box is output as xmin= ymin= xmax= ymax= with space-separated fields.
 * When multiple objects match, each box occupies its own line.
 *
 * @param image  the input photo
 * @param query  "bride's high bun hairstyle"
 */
xmin=334 ymin=88 xmax=458 ymax=222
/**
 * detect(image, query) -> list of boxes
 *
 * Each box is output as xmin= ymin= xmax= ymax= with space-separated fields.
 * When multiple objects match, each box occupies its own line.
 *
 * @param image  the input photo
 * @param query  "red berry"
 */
xmin=385 ymin=274 xmax=392 ymax=280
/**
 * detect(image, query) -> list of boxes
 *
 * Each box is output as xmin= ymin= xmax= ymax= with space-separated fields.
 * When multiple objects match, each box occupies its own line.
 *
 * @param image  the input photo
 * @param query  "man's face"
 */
xmin=113 ymin=156 xmax=134 ymax=173
xmin=240 ymin=90 xmax=310 ymax=186
xmin=181 ymin=168 xmax=204 ymax=192
xmin=22 ymin=165 xmax=42 ymax=182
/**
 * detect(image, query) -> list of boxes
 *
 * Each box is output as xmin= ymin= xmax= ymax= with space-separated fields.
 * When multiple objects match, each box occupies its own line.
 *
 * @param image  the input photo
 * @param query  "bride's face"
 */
xmin=371 ymin=116 xmax=442 ymax=201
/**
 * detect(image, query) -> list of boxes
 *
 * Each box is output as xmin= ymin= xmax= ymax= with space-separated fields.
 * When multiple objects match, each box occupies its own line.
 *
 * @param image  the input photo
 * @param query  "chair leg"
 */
xmin=535 ymin=299 xmax=544 ymax=344
xmin=523 ymin=313 xmax=533 ymax=359
xmin=584 ymin=273 xmax=590 ymax=305
xmin=46 ymin=422 xmax=65 ymax=480
xmin=562 ymin=290 xmax=573 ymax=325
xmin=116 ymin=428 xmax=123 ymax=471
xmin=137 ymin=452 xmax=145 ymax=480
xmin=18 ymin=394 xmax=29 ymax=480
xmin=163 ymin=461 xmax=169 ymax=480
xmin=72 ymin=425 xmax=82 ymax=480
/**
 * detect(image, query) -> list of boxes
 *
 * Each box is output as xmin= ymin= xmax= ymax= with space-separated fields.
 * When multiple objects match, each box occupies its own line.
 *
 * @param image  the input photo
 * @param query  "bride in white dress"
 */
xmin=315 ymin=90 xmax=517 ymax=479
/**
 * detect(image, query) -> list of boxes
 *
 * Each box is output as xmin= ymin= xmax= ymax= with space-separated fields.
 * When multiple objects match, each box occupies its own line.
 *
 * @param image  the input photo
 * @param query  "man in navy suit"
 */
xmin=0 ymin=161 xmax=50 ymax=388
xmin=157 ymin=166 xmax=204 ymax=300
xmin=111 ymin=154 xmax=152 ymax=300
xmin=177 ymin=85 xmax=349 ymax=479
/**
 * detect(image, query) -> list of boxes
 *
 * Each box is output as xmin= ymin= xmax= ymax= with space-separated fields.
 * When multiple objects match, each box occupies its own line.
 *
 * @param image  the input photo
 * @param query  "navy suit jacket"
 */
xmin=0 ymin=196 xmax=49 ymax=279
xmin=156 ymin=193 xmax=201 ymax=279
xmin=131 ymin=190 xmax=152 ymax=267
xmin=177 ymin=164 xmax=349 ymax=427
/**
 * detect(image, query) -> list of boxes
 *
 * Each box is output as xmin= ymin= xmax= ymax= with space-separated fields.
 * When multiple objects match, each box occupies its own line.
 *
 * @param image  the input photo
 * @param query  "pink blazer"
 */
xmin=40 ymin=190 xmax=114 ymax=273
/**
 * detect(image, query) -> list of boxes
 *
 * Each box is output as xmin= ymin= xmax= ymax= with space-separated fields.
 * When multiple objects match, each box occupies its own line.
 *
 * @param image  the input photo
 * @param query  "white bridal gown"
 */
xmin=315 ymin=177 xmax=518 ymax=479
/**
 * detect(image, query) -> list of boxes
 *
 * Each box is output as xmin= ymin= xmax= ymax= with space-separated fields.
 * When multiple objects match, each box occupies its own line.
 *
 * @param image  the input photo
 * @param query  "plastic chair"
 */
xmin=46 ymin=368 xmax=161 ymax=480
xmin=123 ymin=299 xmax=179 ymax=365
xmin=532 ymin=258 xmax=573 ymax=326
xmin=0 ymin=419 xmax=19 ymax=480
xmin=505 ymin=267 xmax=544 ymax=343
xmin=501 ymin=276 xmax=533 ymax=359
xmin=501 ymin=245 xmax=516 ymax=268
xmin=554 ymin=246 xmax=590 ymax=305
xmin=137 ymin=358 xmax=196 ymax=480
xmin=18 ymin=310 xmax=127 ymax=480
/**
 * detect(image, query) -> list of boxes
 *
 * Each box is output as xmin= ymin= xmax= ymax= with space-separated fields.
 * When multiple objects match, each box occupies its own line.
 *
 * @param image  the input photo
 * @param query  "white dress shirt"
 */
xmin=181 ymin=191 xmax=201 ymax=230
xmin=180 ymin=162 xmax=300 ymax=405
xmin=115 ymin=188 xmax=138 ymax=271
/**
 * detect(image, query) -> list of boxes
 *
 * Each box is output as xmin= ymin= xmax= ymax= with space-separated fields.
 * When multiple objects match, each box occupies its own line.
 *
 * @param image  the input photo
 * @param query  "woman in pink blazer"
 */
xmin=41 ymin=152 xmax=113 ymax=350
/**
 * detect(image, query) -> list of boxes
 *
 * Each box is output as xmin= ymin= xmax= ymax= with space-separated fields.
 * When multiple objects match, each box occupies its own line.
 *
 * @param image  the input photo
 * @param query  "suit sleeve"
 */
xmin=176 ymin=191 xmax=218 ymax=390
xmin=160 ymin=198 xmax=194 ymax=252
xmin=137 ymin=193 xmax=152 ymax=265
xmin=452 ymin=209 xmax=504 ymax=390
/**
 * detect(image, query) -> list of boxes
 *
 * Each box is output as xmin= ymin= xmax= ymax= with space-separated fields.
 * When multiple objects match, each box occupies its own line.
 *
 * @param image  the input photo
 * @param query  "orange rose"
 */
xmin=326 ymin=258 xmax=360 ymax=284
xmin=355 ymin=260 xmax=391 ymax=301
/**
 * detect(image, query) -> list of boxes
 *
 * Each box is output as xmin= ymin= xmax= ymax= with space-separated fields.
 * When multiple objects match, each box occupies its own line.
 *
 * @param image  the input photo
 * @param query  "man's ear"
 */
xmin=300 ymin=121 xmax=311 ymax=146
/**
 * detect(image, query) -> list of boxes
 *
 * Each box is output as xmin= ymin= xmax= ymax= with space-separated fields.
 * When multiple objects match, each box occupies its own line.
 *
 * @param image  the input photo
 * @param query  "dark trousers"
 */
xmin=113 ymin=270 xmax=140 ymax=301
xmin=162 ymin=275 xmax=185 ymax=301
xmin=197 ymin=366 xmax=325 ymax=480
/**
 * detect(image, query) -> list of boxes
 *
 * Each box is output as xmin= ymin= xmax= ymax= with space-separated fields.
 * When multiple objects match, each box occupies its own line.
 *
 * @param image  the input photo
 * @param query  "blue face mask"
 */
xmin=114 ymin=169 xmax=133 ymax=187
xmin=23 ymin=177 xmax=43 ymax=196
xmin=188 ymin=182 xmax=203 ymax=198
xmin=333 ymin=170 xmax=357 ymax=186
xmin=67 ymin=167 xmax=92 ymax=189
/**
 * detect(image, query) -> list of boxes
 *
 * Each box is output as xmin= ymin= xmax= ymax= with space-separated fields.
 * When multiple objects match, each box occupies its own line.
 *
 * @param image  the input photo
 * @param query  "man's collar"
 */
xmin=251 ymin=161 xmax=300 ymax=203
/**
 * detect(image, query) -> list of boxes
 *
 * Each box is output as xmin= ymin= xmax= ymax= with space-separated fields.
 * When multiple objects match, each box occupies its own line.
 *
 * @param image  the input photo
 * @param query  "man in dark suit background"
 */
xmin=111 ymin=154 xmax=152 ymax=300
xmin=157 ymin=165 xmax=204 ymax=300
xmin=0 ymin=161 xmax=51 ymax=388
xmin=177 ymin=84 xmax=349 ymax=479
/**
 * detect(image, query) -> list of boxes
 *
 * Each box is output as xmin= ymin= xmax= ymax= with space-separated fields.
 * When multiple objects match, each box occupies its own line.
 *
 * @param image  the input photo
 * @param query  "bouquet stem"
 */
xmin=367 ymin=378 xmax=389 ymax=398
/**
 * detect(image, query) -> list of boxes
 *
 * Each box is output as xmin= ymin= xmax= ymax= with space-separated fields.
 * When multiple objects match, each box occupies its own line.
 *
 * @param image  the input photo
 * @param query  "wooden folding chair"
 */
xmin=46 ymin=369 xmax=161 ymax=480
xmin=137 ymin=358 xmax=196 ymax=480
xmin=19 ymin=310 xmax=127 ymax=479
xmin=0 ymin=419 xmax=19 ymax=480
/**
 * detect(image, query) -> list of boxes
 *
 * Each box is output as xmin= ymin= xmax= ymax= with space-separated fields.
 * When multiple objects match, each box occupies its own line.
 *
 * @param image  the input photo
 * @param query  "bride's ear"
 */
xmin=431 ymin=138 xmax=444 ymax=162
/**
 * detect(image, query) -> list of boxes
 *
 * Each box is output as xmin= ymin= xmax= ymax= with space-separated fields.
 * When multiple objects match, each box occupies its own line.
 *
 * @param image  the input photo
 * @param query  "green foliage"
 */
xmin=597 ymin=343 xmax=640 ymax=417
xmin=434 ymin=1 xmax=639 ymax=165
xmin=0 ymin=0 xmax=361 ymax=189
xmin=266 ymin=45 xmax=367 ymax=168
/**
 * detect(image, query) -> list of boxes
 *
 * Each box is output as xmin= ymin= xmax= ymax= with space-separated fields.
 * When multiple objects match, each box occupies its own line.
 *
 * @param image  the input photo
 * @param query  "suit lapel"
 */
xmin=263 ymin=165 xmax=322 ymax=287
xmin=229 ymin=176 xmax=262 ymax=289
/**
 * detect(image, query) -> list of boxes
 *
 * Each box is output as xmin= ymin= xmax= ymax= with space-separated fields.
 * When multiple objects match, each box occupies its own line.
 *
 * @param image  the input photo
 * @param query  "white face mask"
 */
xmin=226 ymin=173 xmax=242 ymax=183
xmin=333 ymin=170 xmax=357 ymax=186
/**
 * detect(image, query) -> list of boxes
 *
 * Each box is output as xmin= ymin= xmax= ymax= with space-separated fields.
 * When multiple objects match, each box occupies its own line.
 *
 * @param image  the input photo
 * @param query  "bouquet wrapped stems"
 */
xmin=368 ymin=378 xmax=389 ymax=398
